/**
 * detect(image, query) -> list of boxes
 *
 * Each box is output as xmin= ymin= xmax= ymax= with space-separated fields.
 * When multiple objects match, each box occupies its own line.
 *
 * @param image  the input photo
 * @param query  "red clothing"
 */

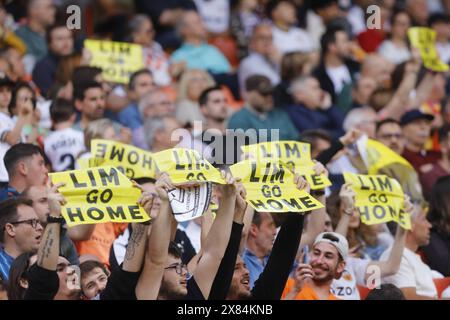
xmin=357 ymin=29 xmax=386 ymax=53
xmin=402 ymin=148 xmax=441 ymax=171
xmin=419 ymin=162 xmax=449 ymax=199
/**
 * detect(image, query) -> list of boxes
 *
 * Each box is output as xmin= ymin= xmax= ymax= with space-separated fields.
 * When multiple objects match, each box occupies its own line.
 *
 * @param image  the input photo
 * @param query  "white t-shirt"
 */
xmin=436 ymin=42 xmax=450 ymax=64
xmin=0 ymin=112 xmax=15 ymax=182
xmin=194 ymin=0 xmax=230 ymax=34
xmin=272 ymin=26 xmax=315 ymax=54
xmin=326 ymin=65 xmax=352 ymax=94
xmin=380 ymin=247 xmax=438 ymax=298
xmin=331 ymin=257 xmax=371 ymax=300
xmin=44 ymin=127 xmax=85 ymax=172
xmin=378 ymin=40 xmax=411 ymax=65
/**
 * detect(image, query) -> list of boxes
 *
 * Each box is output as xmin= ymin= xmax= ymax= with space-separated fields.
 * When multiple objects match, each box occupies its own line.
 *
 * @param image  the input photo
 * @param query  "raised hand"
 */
xmin=294 ymin=173 xmax=311 ymax=194
xmin=339 ymin=182 xmax=356 ymax=213
xmin=47 ymin=182 xmax=66 ymax=216
xmin=155 ymin=172 xmax=174 ymax=201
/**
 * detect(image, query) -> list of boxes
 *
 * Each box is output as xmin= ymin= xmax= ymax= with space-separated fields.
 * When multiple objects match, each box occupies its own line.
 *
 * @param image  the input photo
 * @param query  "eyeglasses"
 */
xmin=164 ymin=263 xmax=188 ymax=275
xmin=9 ymin=219 xmax=41 ymax=229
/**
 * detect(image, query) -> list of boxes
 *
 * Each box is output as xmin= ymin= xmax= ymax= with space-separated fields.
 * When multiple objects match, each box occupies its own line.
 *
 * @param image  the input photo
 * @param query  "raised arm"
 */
xmin=37 ymin=183 xmax=66 ymax=270
xmin=192 ymin=172 xmax=237 ymax=299
xmin=135 ymin=173 xmax=174 ymax=300
xmin=335 ymin=183 xmax=356 ymax=236
xmin=300 ymin=161 xmax=330 ymax=247
xmin=251 ymin=175 xmax=309 ymax=300
xmin=366 ymin=196 xmax=412 ymax=279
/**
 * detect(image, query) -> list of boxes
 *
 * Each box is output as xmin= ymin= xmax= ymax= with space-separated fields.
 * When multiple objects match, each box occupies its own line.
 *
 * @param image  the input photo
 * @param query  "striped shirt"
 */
xmin=0 ymin=247 xmax=13 ymax=281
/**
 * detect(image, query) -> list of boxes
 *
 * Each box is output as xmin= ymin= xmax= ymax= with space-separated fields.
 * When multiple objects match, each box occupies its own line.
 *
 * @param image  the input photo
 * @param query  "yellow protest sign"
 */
xmin=344 ymin=172 xmax=411 ymax=230
xmin=49 ymin=166 xmax=149 ymax=227
xmin=153 ymin=148 xmax=226 ymax=184
xmin=408 ymin=27 xmax=449 ymax=72
xmin=230 ymin=159 xmax=323 ymax=213
xmin=84 ymin=39 xmax=145 ymax=84
xmin=90 ymin=139 xmax=156 ymax=180
xmin=241 ymin=141 xmax=331 ymax=190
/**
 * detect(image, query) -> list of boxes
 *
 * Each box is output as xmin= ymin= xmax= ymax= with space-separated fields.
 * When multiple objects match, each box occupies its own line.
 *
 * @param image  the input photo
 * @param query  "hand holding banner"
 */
xmin=49 ymin=166 xmax=150 ymax=227
xmin=408 ymin=27 xmax=449 ymax=72
xmin=241 ymin=141 xmax=332 ymax=190
xmin=229 ymin=159 xmax=323 ymax=213
xmin=344 ymin=172 xmax=411 ymax=230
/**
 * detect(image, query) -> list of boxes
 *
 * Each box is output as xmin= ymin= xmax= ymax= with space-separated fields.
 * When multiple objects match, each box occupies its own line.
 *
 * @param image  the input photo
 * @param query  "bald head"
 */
xmin=361 ymin=54 xmax=393 ymax=89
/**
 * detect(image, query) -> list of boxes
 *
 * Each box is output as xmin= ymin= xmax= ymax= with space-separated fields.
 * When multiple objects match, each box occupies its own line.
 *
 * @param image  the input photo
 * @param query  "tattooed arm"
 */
xmin=122 ymin=222 xmax=150 ymax=273
xmin=37 ymin=183 xmax=66 ymax=270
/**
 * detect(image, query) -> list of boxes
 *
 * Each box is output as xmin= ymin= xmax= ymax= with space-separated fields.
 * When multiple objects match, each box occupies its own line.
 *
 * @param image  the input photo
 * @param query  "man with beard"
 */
xmin=157 ymin=242 xmax=189 ymax=300
xmin=284 ymin=232 xmax=348 ymax=300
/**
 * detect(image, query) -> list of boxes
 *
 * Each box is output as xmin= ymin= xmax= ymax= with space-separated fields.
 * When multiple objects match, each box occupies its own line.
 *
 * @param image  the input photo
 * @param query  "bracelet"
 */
xmin=46 ymin=215 xmax=65 ymax=224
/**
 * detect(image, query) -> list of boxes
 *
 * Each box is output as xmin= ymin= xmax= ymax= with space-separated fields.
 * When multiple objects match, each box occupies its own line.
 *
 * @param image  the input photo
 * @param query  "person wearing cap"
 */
xmin=227 ymin=75 xmax=299 ymax=142
xmin=283 ymin=231 xmax=348 ymax=300
xmin=283 ymin=183 xmax=411 ymax=300
xmin=401 ymin=109 xmax=441 ymax=170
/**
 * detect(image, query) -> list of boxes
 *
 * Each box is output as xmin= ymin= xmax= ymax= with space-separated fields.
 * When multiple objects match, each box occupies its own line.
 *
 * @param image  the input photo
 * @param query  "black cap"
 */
xmin=400 ymin=110 xmax=434 ymax=126
xmin=0 ymin=74 xmax=15 ymax=88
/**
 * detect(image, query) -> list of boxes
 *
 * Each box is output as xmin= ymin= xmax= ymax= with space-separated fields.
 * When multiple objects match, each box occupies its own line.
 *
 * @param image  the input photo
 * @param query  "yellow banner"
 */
xmin=241 ymin=141 xmax=332 ymax=190
xmin=84 ymin=39 xmax=144 ymax=84
xmin=362 ymin=139 xmax=413 ymax=174
xmin=49 ymin=166 xmax=149 ymax=227
xmin=408 ymin=27 xmax=449 ymax=72
xmin=344 ymin=172 xmax=411 ymax=229
xmin=90 ymin=139 xmax=156 ymax=179
xmin=230 ymin=159 xmax=324 ymax=213
xmin=153 ymin=148 xmax=226 ymax=184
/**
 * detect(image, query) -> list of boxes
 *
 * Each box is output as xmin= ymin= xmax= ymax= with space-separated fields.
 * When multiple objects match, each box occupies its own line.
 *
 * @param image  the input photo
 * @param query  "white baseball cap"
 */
xmin=313 ymin=232 xmax=349 ymax=260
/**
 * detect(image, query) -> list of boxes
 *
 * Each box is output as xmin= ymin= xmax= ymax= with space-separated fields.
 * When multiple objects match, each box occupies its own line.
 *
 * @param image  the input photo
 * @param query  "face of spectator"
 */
xmin=293 ymin=78 xmax=323 ymax=109
xmin=49 ymin=27 xmax=73 ymax=57
xmin=352 ymin=110 xmax=378 ymax=139
xmin=24 ymin=153 xmax=49 ymax=187
xmin=26 ymin=186 xmax=49 ymax=224
xmin=376 ymin=122 xmax=405 ymax=154
xmin=247 ymin=90 xmax=273 ymax=113
xmin=228 ymin=255 xmax=251 ymax=299
xmin=161 ymin=255 xmax=188 ymax=299
xmin=410 ymin=208 xmax=431 ymax=246
xmin=310 ymin=242 xmax=345 ymax=283
xmin=0 ymin=85 xmax=11 ymax=110
xmin=133 ymin=18 xmax=155 ymax=46
xmin=156 ymin=117 xmax=182 ymax=150
xmin=311 ymin=138 xmax=331 ymax=159
xmin=187 ymin=71 xmax=211 ymax=102
xmin=441 ymin=134 xmax=450 ymax=159
xmin=334 ymin=31 xmax=351 ymax=59
xmin=13 ymin=87 xmax=34 ymax=115
xmin=183 ymin=12 xmax=207 ymax=41
xmin=142 ymin=92 xmax=174 ymax=119
xmin=362 ymin=55 xmax=393 ymax=89
xmin=353 ymin=77 xmax=377 ymax=105
xmin=202 ymin=90 xmax=229 ymax=122
xmin=250 ymin=26 xmax=274 ymax=56
xmin=250 ymin=213 xmax=277 ymax=257
xmin=432 ymin=21 xmax=450 ymax=40
xmin=81 ymin=267 xmax=108 ymax=300
xmin=131 ymin=73 xmax=155 ymax=101
xmin=273 ymin=2 xmax=297 ymax=26
xmin=391 ymin=12 xmax=411 ymax=40
xmin=7 ymin=48 xmax=26 ymax=80
xmin=323 ymin=214 xmax=333 ymax=232
xmin=32 ymin=0 xmax=56 ymax=27
xmin=102 ymin=125 xmax=116 ymax=141
xmin=406 ymin=0 xmax=429 ymax=26
xmin=402 ymin=119 xmax=432 ymax=149
xmin=5 ymin=205 xmax=43 ymax=253
xmin=56 ymin=257 xmax=81 ymax=298
xmin=76 ymin=87 xmax=106 ymax=121
xmin=317 ymin=2 xmax=340 ymax=24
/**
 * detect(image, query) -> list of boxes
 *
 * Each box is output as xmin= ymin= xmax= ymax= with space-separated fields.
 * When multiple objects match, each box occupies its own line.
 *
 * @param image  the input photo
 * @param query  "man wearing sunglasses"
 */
xmin=0 ymin=197 xmax=43 ymax=282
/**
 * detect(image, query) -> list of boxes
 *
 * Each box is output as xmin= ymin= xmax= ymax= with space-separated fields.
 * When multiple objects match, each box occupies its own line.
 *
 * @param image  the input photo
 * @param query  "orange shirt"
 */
xmin=75 ymin=222 xmax=128 ymax=266
xmin=282 ymin=278 xmax=339 ymax=300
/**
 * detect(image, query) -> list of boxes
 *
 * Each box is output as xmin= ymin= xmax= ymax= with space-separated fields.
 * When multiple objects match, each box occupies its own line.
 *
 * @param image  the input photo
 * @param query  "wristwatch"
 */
xmin=46 ymin=215 xmax=65 ymax=224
